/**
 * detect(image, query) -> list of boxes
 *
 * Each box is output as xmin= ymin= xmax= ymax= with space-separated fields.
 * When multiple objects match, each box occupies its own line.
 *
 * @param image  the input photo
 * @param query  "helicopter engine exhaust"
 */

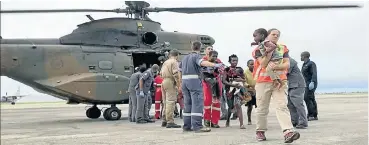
xmin=142 ymin=32 xmax=158 ymax=45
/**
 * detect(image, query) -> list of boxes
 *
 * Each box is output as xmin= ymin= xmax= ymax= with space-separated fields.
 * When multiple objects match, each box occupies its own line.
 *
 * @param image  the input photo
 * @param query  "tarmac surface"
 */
xmin=1 ymin=94 xmax=368 ymax=145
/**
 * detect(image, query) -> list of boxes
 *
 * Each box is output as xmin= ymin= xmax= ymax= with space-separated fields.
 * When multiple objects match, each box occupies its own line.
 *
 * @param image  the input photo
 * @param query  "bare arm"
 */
xmin=273 ymin=51 xmax=290 ymax=70
xmin=222 ymin=72 xmax=238 ymax=87
xmin=200 ymin=60 xmax=216 ymax=67
xmin=139 ymin=79 xmax=144 ymax=91
xmin=194 ymin=54 xmax=217 ymax=67
xmin=254 ymin=50 xmax=272 ymax=68
xmin=274 ymin=58 xmax=290 ymax=70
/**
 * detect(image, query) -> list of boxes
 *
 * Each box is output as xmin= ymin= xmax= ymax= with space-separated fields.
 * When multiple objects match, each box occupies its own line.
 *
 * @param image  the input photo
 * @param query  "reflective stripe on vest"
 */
xmin=253 ymin=44 xmax=288 ymax=82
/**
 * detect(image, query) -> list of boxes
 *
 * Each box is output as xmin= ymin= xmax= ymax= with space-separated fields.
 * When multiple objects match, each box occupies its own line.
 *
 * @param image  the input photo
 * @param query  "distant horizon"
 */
xmin=2 ymin=86 xmax=367 ymax=103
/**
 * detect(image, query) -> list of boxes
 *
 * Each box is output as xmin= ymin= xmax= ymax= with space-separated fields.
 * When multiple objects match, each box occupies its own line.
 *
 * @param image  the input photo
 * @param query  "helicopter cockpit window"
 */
xmin=98 ymin=61 xmax=113 ymax=70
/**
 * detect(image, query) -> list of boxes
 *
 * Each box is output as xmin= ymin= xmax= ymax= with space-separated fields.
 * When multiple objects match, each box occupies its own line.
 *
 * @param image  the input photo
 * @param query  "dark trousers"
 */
xmin=304 ymin=88 xmax=318 ymax=117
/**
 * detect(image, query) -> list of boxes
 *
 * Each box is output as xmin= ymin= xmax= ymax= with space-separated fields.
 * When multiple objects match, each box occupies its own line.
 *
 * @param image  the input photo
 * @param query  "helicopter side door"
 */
xmin=112 ymin=51 xmax=132 ymax=102
xmin=79 ymin=46 xmax=124 ymax=102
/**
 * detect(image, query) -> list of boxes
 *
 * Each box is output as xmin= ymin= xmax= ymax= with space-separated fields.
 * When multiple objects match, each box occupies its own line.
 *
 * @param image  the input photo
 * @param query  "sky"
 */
xmin=1 ymin=0 xmax=368 ymax=101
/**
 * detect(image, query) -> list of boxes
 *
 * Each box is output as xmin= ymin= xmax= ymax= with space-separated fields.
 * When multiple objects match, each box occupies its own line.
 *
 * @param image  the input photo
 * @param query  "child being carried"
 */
xmin=259 ymin=40 xmax=284 ymax=89
xmin=228 ymin=68 xmax=252 ymax=105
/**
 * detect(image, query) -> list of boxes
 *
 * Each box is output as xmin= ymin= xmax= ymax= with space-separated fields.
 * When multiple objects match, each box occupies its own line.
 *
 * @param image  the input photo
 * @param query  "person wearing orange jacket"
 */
xmin=154 ymin=74 xmax=163 ymax=119
xmin=202 ymin=46 xmax=223 ymax=128
xmin=252 ymin=28 xmax=300 ymax=143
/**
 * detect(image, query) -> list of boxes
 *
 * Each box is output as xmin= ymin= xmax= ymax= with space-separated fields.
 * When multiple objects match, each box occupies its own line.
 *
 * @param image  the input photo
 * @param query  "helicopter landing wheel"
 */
xmin=103 ymin=106 xmax=121 ymax=121
xmin=86 ymin=106 xmax=101 ymax=119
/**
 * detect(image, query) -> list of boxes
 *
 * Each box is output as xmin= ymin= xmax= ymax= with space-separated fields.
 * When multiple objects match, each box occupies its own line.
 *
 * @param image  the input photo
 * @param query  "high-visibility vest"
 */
xmin=252 ymin=44 xmax=289 ymax=83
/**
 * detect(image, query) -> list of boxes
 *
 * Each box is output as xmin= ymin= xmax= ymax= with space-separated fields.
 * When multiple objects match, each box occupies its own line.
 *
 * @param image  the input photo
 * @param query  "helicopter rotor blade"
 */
xmin=0 ymin=9 xmax=128 ymax=14
xmin=146 ymin=4 xmax=361 ymax=14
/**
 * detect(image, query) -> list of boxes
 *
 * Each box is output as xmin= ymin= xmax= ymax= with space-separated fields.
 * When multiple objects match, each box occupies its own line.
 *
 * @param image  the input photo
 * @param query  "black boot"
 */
xmin=161 ymin=121 xmax=167 ymax=127
xmin=145 ymin=119 xmax=155 ymax=123
xmin=166 ymin=123 xmax=181 ymax=128
xmin=136 ymin=120 xmax=147 ymax=124
xmin=211 ymin=123 xmax=220 ymax=128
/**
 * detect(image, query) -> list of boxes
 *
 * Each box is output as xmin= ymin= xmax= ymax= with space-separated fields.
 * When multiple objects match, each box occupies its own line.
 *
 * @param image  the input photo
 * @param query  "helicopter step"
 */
xmin=85 ymin=104 xmax=122 ymax=121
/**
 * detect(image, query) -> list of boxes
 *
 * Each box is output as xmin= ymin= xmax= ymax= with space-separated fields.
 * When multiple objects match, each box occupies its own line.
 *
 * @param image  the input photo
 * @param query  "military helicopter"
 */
xmin=0 ymin=1 xmax=361 ymax=121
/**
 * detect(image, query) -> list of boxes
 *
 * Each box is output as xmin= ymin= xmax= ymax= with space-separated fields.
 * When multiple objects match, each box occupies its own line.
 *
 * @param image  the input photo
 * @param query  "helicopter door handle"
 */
xmin=89 ymin=66 xmax=96 ymax=70
xmin=124 ymin=66 xmax=130 ymax=72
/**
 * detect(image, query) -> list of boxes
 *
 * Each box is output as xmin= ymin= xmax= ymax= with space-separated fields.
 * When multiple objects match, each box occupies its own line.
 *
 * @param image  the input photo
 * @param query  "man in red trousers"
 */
xmin=202 ymin=47 xmax=223 ymax=128
xmin=154 ymin=74 xmax=163 ymax=119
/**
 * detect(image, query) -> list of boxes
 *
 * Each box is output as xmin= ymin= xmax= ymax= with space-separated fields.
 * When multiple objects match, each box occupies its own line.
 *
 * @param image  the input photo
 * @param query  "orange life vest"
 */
xmin=252 ymin=44 xmax=289 ymax=83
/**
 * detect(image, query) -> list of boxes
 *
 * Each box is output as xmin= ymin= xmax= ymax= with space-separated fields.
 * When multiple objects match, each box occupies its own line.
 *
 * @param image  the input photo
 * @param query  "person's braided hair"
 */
xmin=228 ymin=54 xmax=238 ymax=63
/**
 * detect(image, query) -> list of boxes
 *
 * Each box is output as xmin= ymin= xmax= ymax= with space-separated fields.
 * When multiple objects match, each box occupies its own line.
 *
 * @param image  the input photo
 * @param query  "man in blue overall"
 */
xmin=136 ymin=64 xmax=159 ymax=124
xmin=179 ymin=41 xmax=224 ymax=133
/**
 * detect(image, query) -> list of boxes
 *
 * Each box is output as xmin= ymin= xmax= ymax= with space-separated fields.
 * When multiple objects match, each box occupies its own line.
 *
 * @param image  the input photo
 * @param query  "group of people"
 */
xmin=127 ymin=27 xmax=318 ymax=144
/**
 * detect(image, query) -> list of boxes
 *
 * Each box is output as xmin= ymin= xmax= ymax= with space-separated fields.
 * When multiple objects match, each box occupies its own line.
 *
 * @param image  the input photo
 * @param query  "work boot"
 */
xmin=204 ymin=120 xmax=211 ymax=127
xmin=211 ymin=123 xmax=220 ymax=128
xmin=194 ymin=127 xmax=211 ymax=133
xmin=136 ymin=120 xmax=147 ymax=124
xmin=284 ymin=131 xmax=300 ymax=143
xmin=308 ymin=116 xmax=318 ymax=121
xmin=182 ymin=128 xmax=193 ymax=132
xmin=161 ymin=121 xmax=167 ymax=127
xmin=256 ymin=131 xmax=266 ymax=141
xmin=145 ymin=119 xmax=155 ymax=123
xmin=295 ymin=125 xmax=307 ymax=129
xmin=166 ymin=123 xmax=181 ymax=128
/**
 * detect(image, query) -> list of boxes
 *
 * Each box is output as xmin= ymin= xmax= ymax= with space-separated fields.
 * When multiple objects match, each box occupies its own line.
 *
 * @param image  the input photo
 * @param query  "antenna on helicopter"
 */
xmin=86 ymin=15 xmax=94 ymax=21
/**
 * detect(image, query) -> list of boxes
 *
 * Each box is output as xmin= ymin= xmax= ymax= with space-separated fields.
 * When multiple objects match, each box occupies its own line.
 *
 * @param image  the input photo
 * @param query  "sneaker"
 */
xmin=284 ymin=131 xmax=300 ymax=143
xmin=256 ymin=131 xmax=266 ymax=141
